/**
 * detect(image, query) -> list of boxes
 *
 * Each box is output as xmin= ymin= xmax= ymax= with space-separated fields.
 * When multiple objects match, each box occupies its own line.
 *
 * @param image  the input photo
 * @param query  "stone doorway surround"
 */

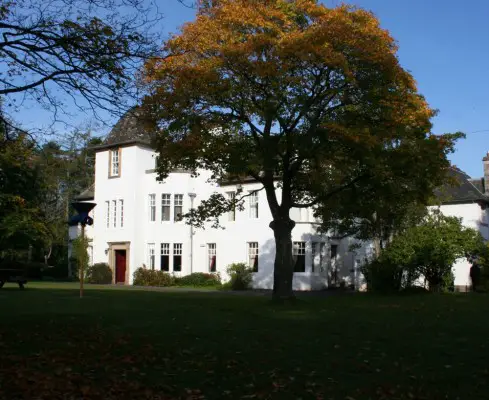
xmin=108 ymin=242 xmax=131 ymax=284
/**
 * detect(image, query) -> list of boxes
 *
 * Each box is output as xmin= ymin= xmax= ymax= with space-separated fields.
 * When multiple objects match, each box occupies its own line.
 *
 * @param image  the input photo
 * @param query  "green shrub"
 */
xmin=87 ymin=263 xmax=112 ymax=284
xmin=174 ymin=272 xmax=221 ymax=287
xmin=226 ymin=263 xmax=253 ymax=290
xmin=361 ymin=259 xmax=404 ymax=293
xmin=133 ymin=267 xmax=174 ymax=287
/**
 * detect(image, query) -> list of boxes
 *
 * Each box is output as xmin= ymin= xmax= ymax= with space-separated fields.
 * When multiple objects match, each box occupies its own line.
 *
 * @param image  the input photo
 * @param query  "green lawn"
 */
xmin=0 ymin=283 xmax=488 ymax=399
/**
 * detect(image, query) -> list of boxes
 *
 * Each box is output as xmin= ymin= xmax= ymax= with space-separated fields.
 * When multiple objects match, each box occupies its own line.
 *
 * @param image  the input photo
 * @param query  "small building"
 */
xmin=73 ymin=109 xmax=489 ymax=291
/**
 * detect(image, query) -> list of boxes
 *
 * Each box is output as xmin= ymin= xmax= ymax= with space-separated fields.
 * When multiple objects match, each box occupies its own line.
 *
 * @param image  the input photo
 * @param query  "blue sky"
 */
xmin=14 ymin=0 xmax=489 ymax=177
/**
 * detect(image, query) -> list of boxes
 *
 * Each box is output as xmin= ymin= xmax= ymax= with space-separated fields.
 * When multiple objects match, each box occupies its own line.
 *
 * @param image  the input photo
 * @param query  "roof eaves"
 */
xmin=91 ymin=139 xmax=153 ymax=152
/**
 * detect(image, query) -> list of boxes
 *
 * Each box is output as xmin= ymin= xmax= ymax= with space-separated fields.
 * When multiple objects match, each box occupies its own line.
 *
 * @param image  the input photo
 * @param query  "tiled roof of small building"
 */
xmin=74 ymin=184 xmax=95 ymax=201
xmin=435 ymin=167 xmax=489 ymax=204
xmin=103 ymin=106 xmax=152 ymax=146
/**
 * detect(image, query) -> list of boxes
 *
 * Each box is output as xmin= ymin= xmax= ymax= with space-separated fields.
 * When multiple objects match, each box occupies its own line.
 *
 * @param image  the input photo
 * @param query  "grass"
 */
xmin=0 ymin=282 xmax=488 ymax=399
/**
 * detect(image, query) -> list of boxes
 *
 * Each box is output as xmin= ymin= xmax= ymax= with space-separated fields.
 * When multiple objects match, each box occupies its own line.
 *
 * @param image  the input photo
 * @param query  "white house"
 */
xmin=70 ymin=109 xmax=489 ymax=291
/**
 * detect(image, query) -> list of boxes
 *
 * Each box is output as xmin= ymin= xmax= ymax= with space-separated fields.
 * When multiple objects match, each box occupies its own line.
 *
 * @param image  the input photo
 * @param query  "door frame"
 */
xmin=108 ymin=242 xmax=130 ymax=284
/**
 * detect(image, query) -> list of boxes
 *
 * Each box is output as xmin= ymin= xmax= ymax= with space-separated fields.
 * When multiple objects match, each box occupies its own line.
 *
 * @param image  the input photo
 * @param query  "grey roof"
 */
xmin=74 ymin=184 xmax=95 ymax=201
xmin=103 ymin=107 xmax=153 ymax=147
xmin=469 ymin=178 xmax=485 ymax=194
xmin=435 ymin=167 xmax=489 ymax=204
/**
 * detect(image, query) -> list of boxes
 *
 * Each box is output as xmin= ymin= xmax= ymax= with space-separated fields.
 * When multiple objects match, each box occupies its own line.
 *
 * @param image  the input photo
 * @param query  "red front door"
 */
xmin=115 ymin=250 xmax=126 ymax=284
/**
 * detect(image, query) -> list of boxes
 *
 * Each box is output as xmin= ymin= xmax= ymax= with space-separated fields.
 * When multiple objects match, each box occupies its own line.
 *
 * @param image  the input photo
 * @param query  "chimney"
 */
xmin=483 ymin=152 xmax=489 ymax=194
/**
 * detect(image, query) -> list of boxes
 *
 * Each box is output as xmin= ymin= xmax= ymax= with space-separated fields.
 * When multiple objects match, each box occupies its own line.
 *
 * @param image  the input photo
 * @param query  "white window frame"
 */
xmin=174 ymin=194 xmax=183 ymax=222
xmin=148 ymin=243 xmax=155 ymax=270
xmin=293 ymin=241 xmax=306 ymax=273
xmin=249 ymin=191 xmax=259 ymax=219
xmin=149 ymin=194 xmax=156 ymax=222
xmin=105 ymin=201 xmax=110 ymax=228
xmin=207 ymin=243 xmax=217 ymax=272
xmin=110 ymin=149 xmax=120 ymax=177
xmin=161 ymin=193 xmax=171 ymax=221
xmin=119 ymin=199 xmax=124 ymax=228
xmin=248 ymin=242 xmax=259 ymax=272
xmin=112 ymin=200 xmax=117 ymax=228
xmin=160 ymin=243 xmax=170 ymax=271
xmin=173 ymin=243 xmax=183 ymax=272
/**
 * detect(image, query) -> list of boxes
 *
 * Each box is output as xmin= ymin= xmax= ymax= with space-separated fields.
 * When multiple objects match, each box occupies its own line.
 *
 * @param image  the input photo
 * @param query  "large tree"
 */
xmin=0 ymin=0 xmax=162 ymax=127
xmin=0 ymin=114 xmax=49 ymax=259
xmin=143 ymin=0 xmax=460 ymax=299
xmin=35 ymin=129 xmax=102 ymax=267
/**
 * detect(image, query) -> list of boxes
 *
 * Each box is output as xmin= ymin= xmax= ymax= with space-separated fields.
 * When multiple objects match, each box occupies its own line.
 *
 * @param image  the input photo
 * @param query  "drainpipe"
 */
xmin=188 ymin=192 xmax=197 ymax=274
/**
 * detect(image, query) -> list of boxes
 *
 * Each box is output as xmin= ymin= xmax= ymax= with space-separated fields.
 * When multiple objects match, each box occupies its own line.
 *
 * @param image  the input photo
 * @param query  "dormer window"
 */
xmin=109 ymin=148 xmax=120 ymax=177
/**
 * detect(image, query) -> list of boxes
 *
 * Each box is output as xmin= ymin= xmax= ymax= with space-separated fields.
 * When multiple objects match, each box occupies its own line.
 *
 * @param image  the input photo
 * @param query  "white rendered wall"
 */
xmin=88 ymin=144 xmax=367 ymax=289
xmin=83 ymin=144 xmax=489 ymax=291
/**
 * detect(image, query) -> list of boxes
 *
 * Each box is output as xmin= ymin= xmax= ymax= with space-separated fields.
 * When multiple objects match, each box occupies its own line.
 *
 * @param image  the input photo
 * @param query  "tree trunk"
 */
xmin=270 ymin=218 xmax=295 ymax=301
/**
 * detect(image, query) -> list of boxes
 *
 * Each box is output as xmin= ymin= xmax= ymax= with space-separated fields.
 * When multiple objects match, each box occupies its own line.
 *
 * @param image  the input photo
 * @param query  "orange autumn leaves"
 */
xmin=142 ymin=0 xmax=448 ymax=205
xmin=144 ymin=0 xmax=432 ymax=136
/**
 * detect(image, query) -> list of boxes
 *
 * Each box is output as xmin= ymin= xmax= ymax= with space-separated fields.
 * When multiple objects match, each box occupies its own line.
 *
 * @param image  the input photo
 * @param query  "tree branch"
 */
xmin=291 ymin=173 xmax=370 ymax=208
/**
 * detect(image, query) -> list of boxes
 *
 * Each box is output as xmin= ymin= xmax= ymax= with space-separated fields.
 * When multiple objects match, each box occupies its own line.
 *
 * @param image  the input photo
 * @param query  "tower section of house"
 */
xmin=80 ymin=108 xmax=366 ymax=289
xmin=78 ymin=109 xmax=489 ymax=291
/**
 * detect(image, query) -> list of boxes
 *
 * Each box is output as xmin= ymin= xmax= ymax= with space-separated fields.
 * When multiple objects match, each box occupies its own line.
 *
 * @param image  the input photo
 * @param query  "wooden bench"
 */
xmin=0 ymin=269 xmax=27 ymax=289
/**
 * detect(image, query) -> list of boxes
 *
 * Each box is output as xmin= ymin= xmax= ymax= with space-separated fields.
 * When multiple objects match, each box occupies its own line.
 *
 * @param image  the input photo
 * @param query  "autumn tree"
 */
xmin=315 ymin=150 xmax=462 ymax=256
xmin=144 ymin=0 xmax=460 ymax=299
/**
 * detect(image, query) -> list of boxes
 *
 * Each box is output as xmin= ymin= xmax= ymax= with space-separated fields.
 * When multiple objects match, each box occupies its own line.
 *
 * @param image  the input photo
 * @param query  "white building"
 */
xmin=70 ymin=110 xmax=489 ymax=291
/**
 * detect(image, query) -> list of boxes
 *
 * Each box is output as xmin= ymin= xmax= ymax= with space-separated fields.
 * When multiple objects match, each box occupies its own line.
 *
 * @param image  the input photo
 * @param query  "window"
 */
xmin=148 ymin=243 xmax=155 ymax=270
xmin=207 ymin=243 xmax=216 ymax=272
xmin=105 ymin=201 xmax=110 ymax=228
xmin=291 ymin=208 xmax=309 ymax=222
xmin=249 ymin=191 xmax=259 ymax=219
xmin=174 ymin=194 xmax=183 ymax=221
xmin=161 ymin=194 xmax=171 ymax=221
xmin=112 ymin=200 xmax=117 ymax=228
xmin=119 ymin=199 xmax=124 ymax=228
xmin=160 ymin=243 xmax=170 ymax=271
xmin=293 ymin=241 xmax=306 ymax=272
xmin=331 ymin=244 xmax=338 ymax=260
xmin=149 ymin=194 xmax=156 ymax=222
xmin=227 ymin=191 xmax=236 ymax=221
xmin=248 ymin=242 xmax=259 ymax=272
xmin=110 ymin=149 xmax=120 ymax=176
xmin=173 ymin=243 xmax=182 ymax=272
